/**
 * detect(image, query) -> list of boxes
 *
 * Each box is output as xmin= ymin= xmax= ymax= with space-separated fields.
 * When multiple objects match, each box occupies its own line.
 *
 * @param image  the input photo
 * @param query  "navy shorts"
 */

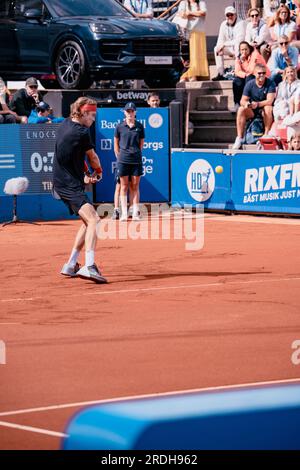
xmin=53 ymin=188 xmax=91 ymax=215
xmin=117 ymin=162 xmax=143 ymax=178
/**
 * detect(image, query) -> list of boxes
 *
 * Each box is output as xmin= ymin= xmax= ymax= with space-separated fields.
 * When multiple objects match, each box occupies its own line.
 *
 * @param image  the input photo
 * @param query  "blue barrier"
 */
xmin=232 ymin=151 xmax=300 ymax=214
xmin=171 ymin=149 xmax=300 ymax=215
xmin=95 ymin=108 xmax=170 ymax=203
xmin=0 ymin=124 xmax=82 ymax=222
xmin=62 ymin=384 xmax=300 ymax=450
xmin=171 ymin=149 xmax=232 ymax=210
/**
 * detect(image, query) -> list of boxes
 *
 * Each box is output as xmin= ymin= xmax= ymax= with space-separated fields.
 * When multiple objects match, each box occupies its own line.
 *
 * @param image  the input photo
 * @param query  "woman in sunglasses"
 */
xmin=245 ymin=8 xmax=272 ymax=61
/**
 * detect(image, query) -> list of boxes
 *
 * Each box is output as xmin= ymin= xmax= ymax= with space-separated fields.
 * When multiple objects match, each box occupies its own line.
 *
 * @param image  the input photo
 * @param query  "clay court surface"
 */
xmin=0 ymin=212 xmax=300 ymax=449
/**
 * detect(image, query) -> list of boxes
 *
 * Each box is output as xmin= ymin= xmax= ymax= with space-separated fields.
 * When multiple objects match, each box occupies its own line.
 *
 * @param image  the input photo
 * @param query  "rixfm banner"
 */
xmin=95 ymin=107 xmax=170 ymax=203
xmin=231 ymin=152 xmax=300 ymax=215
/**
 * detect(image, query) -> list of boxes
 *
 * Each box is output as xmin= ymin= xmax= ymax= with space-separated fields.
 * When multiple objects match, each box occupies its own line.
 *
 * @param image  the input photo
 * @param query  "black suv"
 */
xmin=0 ymin=0 xmax=182 ymax=89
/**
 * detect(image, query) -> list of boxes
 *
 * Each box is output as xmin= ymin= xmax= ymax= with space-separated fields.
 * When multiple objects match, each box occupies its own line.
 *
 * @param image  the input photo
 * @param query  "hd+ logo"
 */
xmin=186 ymin=159 xmax=215 ymax=202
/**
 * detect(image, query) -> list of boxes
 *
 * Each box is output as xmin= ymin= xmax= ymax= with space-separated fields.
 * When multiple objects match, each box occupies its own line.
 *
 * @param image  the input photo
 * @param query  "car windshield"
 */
xmin=47 ymin=0 xmax=132 ymax=17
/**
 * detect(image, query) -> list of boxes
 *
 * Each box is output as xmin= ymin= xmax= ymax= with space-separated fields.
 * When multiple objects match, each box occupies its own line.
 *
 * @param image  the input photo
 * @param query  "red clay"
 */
xmin=0 ymin=214 xmax=300 ymax=449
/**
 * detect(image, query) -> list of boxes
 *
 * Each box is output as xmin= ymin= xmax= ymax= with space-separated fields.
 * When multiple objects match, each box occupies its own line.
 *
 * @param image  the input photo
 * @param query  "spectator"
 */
xmin=28 ymin=101 xmax=64 ymax=124
xmin=268 ymin=34 xmax=299 ymax=84
xmin=245 ymin=7 xmax=272 ymax=61
xmin=9 ymin=77 xmax=42 ymax=122
xmin=232 ymin=41 xmax=269 ymax=110
xmin=232 ymin=63 xmax=276 ymax=148
xmin=123 ymin=0 xmax=153 ymax=18
xmin=0 ymin=80 xmax=26 ymax=124
xmin=263 ymin=0 xmax=281 ymax=26
xmin=147 ymin=92 xmax=161 ymax=107
xmin=270 ymin=4 xmax=297 ymax=41
xmin=273 ymin=66 xmax=300 ymax=120
xmin=288 ymin=131 xmax=300 ymax=148
xmin=213 ymin=6 xmax=246 ymax=81
xmin=179 ymin=0 xmax=209 ymax=82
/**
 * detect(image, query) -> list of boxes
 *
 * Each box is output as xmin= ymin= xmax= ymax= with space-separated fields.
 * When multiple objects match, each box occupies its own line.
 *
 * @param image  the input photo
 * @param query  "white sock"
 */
xmin=120 ymin=195 xmax=128 ymax=218
xmin=67 ymin=249 xmax=80 ymax=267
xmin=133 ymin=204 xmax=139 ymax=216
xmin=85 ymin=250 xmax=95 ymax=267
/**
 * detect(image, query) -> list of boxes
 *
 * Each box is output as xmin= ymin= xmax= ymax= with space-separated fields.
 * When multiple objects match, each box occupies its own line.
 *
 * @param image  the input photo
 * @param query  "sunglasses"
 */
xmin=280 ymin=41 xmax=289 ymax=45
xmin=257 ymin=72 xmax=266 ymax=75
xmin=226 ymin=13 xmax=234 ymax=17
xmin=251 ymin=14 xmax=259 ymax=17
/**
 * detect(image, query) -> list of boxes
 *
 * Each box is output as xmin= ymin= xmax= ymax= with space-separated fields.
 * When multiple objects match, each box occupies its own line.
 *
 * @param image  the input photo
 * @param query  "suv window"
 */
xmin=0 ymin=0 xmax=10 ymax=18
xmin=12 ymin=0 xmax=44 ymax=18
xmin=49 ymin=0 xmax=131 ymax=17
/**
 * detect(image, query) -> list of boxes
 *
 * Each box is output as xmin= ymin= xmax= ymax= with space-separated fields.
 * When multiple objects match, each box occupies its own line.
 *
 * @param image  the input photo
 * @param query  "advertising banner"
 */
xmin=231 ymin=152 xmax=300 ymax=214
xmin=95 ymin=107 xmax=170 ymax=203
xmin=171 ymin=150 xmax=232 ymax=210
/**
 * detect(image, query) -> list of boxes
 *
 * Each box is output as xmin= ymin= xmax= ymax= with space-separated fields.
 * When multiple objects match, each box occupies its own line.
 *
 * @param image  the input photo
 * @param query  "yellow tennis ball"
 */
xmin=215 ymin=165 xmax=223 ymax=174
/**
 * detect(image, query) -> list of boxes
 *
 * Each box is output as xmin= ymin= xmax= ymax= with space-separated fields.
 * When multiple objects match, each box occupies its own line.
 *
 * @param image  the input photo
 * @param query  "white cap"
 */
xmin=225 ymin=6 xmax=236 ymax=15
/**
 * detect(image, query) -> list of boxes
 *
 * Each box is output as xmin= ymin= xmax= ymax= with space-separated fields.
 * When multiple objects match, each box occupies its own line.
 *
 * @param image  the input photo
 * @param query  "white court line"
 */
xmin=1 ymin=276 xmax=300 ymax=303
xmin=0 ymin=377 xmax=300 ymax=419
xmin=0 ymin=420 xmax=67 ymax=438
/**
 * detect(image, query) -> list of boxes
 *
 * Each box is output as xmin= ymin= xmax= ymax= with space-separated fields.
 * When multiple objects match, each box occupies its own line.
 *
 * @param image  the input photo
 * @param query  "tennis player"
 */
xmin=53 ymin=97 xmax=107 ymax=284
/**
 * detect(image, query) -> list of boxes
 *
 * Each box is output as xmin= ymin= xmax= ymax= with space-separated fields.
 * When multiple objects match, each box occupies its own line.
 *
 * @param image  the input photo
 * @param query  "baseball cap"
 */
xmin=225 ymin=6 xmax=236 ymax=15
xmin=25 ymin=77 xmax=38 ymax=87
xmin=37 ymin=101 xmax=50 ymax=111
xmin=124 ymin=102 xmax=136 ymax=111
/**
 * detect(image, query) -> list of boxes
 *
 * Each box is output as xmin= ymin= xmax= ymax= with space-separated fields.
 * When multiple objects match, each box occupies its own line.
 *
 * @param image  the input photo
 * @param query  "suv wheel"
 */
xmin=55 ymin=41 xmax=93 ymax=89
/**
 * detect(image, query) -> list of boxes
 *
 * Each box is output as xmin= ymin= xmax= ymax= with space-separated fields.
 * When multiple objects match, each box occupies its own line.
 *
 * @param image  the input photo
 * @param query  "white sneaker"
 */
xmin=60 ymin=262 xmax=80 ymax=277
xmin=120 ymin=214 xmax=128 ymax=222
xmin=229 ymin=103 xmax=239 ymax=113
xmin=232 ymin=136 xmax=243 ymax=150
xmin=132 ymin=213 xmax=141 ymax=221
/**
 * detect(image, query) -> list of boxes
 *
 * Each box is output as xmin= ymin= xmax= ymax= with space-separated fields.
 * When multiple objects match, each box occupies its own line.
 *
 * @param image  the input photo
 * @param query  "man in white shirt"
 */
xmin=213 ymin=6 xmax=246 ymax=80
xmin=123 ymin=0 xmax=153 ymax=19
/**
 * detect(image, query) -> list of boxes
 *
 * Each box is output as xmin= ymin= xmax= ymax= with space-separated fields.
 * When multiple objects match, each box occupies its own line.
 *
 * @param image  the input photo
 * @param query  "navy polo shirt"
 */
xmin=243 ymin=78 xmax=276 ymax=103
xmin=114 ymin=119 xmax=145 ymax=164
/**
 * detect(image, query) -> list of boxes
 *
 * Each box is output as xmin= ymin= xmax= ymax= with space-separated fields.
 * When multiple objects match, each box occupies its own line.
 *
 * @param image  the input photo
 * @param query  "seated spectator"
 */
xmin=213 ymin=6 xmax=246 ymax=81
xmin=0 ymin=81 xmax=27 ymax=124
xmin=9 ymin=77 xmax=43 ymax=122
xmin=232 ymin=41 xmax=270 ymax=110
xmin=273 ymin=65 xmax=300 ymax=120
xmin=263 ymin=0 xmax=281 ymax=26
xmin=288 ymin=131 xmax=300 ymax=148
xmin=268 ymin=34 xmax=299 ymax=84
xmin=245 ymin=7 xmax=271 ymax=61
xmin=147 ymin=92 xmax=160 ymax=107
xmin=232 ymin=63 xmax=276 ymax=148
xmin=269 ymin=4 xmax=297 ymax=41
xmin=28 ymin=101 xmax=64 ymax=124
xmin=123 ymin=0 xmax=153 ymax=18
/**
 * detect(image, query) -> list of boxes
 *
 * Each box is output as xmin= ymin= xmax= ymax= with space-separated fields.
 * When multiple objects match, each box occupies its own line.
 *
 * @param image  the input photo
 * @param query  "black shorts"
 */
xmin=53 ymin=188 xmax=91 ymax=215
xmin=117 ymin=162 xmax=143 ymax=178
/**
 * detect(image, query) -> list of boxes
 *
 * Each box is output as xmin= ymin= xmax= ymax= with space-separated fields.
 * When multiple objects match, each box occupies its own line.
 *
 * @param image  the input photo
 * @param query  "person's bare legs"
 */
xmin=78 ymin=203 xmax=99 ymax=254
xmin=120 ymin=176 xmax=129 ymax=220
xmin=75 ymin=203 xmax=107 ymax=283
xmin=262 ymin=106 xmax=274 ymax=135
xmin=114 ymin=182 xmax=120 ymax=210
xmin=130 ymin=176 xmax=141 ymax=219
xmin=236 ymin=107 xmax=254 ymax=138
xmin=62 ymin=223 xmax=87 ymax=275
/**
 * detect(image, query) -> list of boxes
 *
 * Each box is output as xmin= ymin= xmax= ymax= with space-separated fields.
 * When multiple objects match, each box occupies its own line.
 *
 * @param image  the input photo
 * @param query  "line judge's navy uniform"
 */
xmin=114 ymin=119 xmax=145 ymax=177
